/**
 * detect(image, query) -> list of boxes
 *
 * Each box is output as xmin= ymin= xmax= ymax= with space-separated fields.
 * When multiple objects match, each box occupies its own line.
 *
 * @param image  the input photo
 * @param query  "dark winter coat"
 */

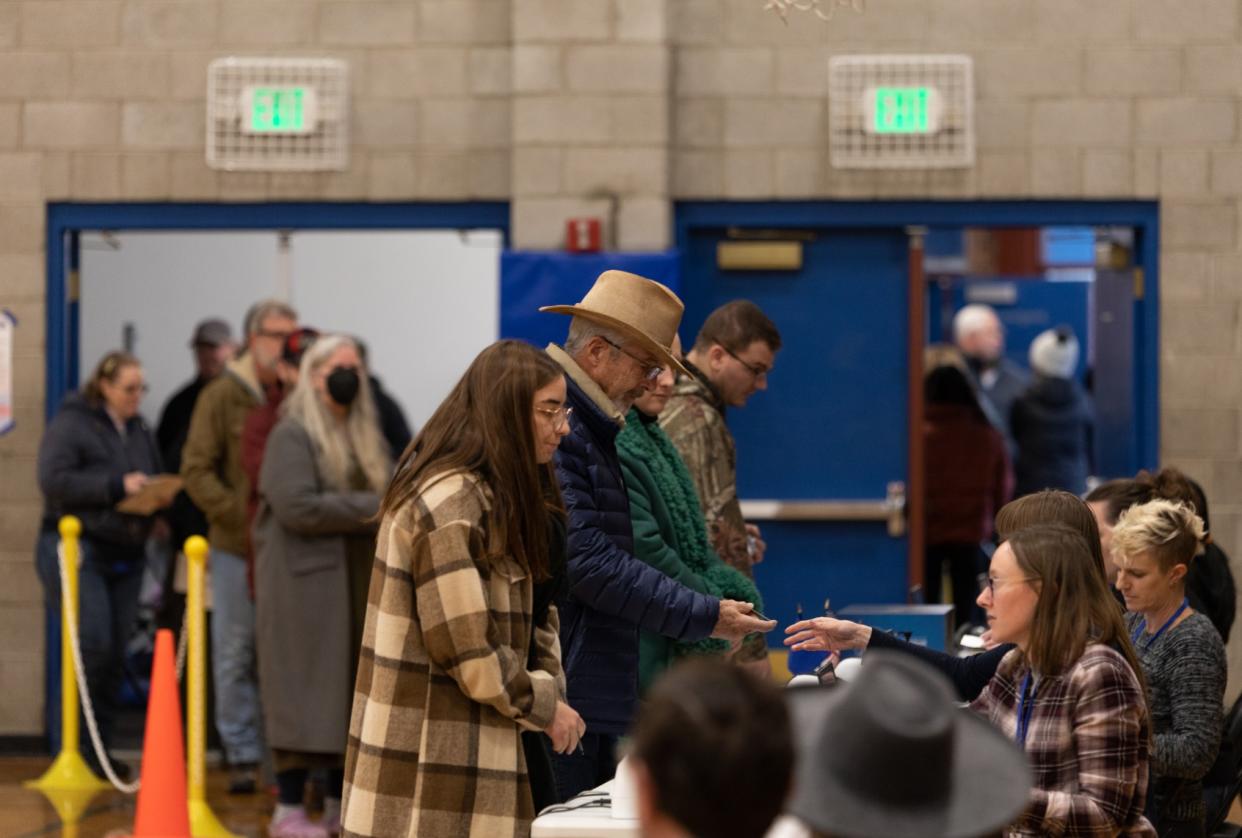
xmin=38 ymin=392 xmax=162 ymax=548
xmin=1011 ymin=374 xmax=1093 ymax=497
xmin=548 ymin=346 xmax=719 ymax=735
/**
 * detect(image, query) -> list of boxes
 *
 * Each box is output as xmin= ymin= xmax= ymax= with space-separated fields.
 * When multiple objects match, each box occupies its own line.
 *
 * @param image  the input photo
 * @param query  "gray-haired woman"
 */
xmin=253 ymin=334 xmax=393 ymax=838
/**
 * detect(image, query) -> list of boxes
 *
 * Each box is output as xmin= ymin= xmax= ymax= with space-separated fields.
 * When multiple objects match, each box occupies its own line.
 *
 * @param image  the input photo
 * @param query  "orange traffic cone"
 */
xmin=129 ymin=629 xmax=191 ymax=838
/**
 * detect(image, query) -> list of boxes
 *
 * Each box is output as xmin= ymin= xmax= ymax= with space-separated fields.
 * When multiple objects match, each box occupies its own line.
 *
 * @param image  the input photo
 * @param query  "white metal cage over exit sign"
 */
xmin=207 ymin=58 xmax=349 ymax=172
xmin=828 ymin=55 xmax=974 ymax=170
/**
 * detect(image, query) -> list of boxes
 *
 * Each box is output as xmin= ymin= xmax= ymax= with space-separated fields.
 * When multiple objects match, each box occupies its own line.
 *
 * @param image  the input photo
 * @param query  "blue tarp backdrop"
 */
xmin=499 ymin=251 xmax=681 ymax=347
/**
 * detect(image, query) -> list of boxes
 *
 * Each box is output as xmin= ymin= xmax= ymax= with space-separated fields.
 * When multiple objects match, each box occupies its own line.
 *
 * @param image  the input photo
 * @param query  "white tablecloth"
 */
xmin=530 ymin=781 xmax=810 ymax=838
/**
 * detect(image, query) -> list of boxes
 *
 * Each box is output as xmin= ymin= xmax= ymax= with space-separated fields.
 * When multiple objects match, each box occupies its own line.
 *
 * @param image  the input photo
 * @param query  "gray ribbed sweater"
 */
xmin=1126 ymin=610 xmax=1227 ymax=825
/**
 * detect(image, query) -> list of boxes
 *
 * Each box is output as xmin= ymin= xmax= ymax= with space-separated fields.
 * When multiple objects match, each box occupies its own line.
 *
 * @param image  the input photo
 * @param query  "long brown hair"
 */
xmin=995 ymin=489 xmax=1107 ymax=582
xmin=82 ymin=350 xmax=140 ymax=406
xmin=1007 ymin=525 xmax=1143 ymax=683
xmin=1084 ymin=467 xmax=1199 ymax=526
xmin=379 ymin=340 xmax=564 ymax=580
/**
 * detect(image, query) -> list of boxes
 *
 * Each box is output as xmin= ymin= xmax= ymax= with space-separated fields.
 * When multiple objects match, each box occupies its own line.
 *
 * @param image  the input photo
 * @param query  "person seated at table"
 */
xmin=789 ymin=523 xmax=1155 ymax=835
xmin=785 ymin=489 xmax=1107 ymax=702
xmin=1112 ymin=499 xmax=1226 ymax=837
xmin=784 ymin=653 xmax=1031 ymax=838
xmin=629 ymin=658 xmax=794 ymax=838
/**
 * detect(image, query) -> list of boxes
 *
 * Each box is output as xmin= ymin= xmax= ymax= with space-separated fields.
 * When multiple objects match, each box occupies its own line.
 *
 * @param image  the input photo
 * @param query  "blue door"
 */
xmin=679 ymin=227 xmax=913 ymax=637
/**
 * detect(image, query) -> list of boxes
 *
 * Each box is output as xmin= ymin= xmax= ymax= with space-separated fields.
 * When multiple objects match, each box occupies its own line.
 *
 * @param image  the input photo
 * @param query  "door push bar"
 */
xmin=738 ymin=481 xmax=907 ymax=538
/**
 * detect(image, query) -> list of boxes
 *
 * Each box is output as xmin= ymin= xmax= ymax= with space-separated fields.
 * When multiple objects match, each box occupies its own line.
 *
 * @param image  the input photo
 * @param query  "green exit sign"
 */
xmin=867 ymin=86 xmax=941 ymax=135
xmin=241 ymin=86 xmax=318 ymax=135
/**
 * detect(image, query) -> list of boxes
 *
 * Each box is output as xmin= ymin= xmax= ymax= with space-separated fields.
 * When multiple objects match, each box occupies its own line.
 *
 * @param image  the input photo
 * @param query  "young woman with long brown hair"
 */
xmin=341 ymin=340 xmax=584 ymax=838
xmin=970 ymin=524 xmax=1153 ymax=836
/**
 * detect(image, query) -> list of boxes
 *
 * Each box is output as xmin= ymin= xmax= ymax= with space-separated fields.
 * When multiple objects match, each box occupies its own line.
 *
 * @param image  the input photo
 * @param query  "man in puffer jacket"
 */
xmin=540 ymin=270 xmax=776 ymax=802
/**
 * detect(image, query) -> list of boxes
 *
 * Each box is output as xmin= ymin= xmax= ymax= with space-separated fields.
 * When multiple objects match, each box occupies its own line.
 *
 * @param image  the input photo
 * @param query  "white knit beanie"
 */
xmin=1029 ymin=327 xmax=1079 ymax=379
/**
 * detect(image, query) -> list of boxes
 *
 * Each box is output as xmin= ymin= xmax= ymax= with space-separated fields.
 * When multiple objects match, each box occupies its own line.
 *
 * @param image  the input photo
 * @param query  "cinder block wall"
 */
xmin=4 ymin=0 xmax=1242 ymax=733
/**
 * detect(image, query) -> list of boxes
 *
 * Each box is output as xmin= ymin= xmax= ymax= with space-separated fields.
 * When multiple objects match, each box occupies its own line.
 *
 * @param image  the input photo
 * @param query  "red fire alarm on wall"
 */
xmin=565 ymin=218 xmax=603 ymax=253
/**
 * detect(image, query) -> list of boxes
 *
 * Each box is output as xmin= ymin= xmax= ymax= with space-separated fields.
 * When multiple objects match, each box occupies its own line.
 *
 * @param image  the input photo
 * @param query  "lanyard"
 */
xmin=1015 ymin=672 xmax=1036 ymax=748
xmin=1131 ymin=598 xmax=1189 ymax=650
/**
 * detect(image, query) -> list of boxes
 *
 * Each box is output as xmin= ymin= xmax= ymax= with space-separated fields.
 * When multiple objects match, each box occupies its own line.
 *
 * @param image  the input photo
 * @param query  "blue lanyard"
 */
xmin=1131 ymin=598 xmax=1189 ymax=650
xmin=1015 ymin=672 xmax=1036 ymax=748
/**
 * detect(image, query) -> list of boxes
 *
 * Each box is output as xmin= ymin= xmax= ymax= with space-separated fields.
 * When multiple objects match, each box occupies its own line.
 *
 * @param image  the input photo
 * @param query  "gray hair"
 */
xmin=244 ymin=299 xmax=298 ymax=337
xmin=951 ymin=304 xmax=999 ymax=343
xmin=564 ymin=316 xmax=627 ymax=356
xmin=280 ymin=334 xmax=392 ymax=493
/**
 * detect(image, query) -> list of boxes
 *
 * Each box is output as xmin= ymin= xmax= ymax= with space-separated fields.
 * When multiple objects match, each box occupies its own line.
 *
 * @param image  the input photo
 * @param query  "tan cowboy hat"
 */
xmin=541 ymin=270 xmax=690 ymax=377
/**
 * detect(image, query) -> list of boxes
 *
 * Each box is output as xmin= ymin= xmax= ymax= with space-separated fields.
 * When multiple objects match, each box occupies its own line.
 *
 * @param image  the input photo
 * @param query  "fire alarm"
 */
xmin=565 ymin=218 xmax=603 ymax=253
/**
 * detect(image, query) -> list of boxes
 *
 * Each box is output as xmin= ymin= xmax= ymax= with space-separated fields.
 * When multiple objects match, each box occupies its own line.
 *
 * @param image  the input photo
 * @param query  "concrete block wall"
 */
xmin=510 ymin=0 xmax=671 ymax=250
xmin=6 ymin=0 xmax=1242 ymax=729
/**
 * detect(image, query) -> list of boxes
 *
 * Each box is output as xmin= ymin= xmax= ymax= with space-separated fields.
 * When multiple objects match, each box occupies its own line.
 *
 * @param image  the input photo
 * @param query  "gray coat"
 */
xmin=253 ymin=417 xmax=379 ymax=754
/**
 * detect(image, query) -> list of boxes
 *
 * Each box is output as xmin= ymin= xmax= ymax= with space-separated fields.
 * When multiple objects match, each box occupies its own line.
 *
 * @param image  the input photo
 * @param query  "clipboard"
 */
xmin=116 ymin=474 xmax=183 ymax=516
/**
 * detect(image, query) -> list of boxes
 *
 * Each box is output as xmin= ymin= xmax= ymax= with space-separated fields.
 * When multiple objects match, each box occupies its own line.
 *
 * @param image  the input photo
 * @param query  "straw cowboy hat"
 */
xmin=786 ymin=653 xmax=1031 ymax=838
xmin=540 ymin=270 xmax=691 ymax=378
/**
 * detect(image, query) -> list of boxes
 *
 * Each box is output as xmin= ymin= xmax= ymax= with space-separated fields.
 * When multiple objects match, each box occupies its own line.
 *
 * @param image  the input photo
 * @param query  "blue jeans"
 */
xmin=550 ymin=732 xmax=618 ymax=803
xmin=36 ymin=529 xmax=143 ymax=756
xmin=210 ymin=549 xmax=264 ymax=765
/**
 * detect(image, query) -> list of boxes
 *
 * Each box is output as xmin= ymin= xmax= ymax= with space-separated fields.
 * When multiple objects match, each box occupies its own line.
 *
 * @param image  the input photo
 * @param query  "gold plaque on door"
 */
xmin=716 ymin=241 xmax=803 ymax=271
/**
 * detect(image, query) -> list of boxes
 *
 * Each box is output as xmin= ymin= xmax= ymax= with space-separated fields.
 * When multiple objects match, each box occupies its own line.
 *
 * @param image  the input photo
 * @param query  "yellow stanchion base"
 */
xmin=27 ymin=784 xmax=103 ymax=826
xmin=24 ymin=749 xmax=111 ymax=793
xmin=189 ymin=798 xmax=241 ymax=838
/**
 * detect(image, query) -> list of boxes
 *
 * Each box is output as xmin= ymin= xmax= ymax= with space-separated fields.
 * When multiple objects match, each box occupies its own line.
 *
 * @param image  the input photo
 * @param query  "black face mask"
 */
xmin=326 ymin=367 xmax=360 ymax=406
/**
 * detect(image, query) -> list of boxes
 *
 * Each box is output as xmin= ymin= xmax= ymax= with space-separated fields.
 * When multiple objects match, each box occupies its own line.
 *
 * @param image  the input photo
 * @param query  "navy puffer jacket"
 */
xmin=554 ymin=374 xmax=720 ymax=734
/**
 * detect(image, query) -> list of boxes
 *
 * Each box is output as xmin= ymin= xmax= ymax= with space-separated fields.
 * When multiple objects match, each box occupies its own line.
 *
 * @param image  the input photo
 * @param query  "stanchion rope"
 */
xmin=56 ymin=543 xmax=190 ymax=794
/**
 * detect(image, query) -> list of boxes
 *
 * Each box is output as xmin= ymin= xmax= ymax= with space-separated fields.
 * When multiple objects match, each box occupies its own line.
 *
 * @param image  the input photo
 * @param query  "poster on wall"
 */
xmin=0 ymin=309 xmax=14 ymax=436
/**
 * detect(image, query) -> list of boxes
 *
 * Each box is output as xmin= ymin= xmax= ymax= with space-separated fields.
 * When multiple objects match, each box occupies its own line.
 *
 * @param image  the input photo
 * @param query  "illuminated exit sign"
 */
xmin=864 ymin=86 xmax=942 ymax=135
xmin=240 ymin=86 xmax=319 ymax=134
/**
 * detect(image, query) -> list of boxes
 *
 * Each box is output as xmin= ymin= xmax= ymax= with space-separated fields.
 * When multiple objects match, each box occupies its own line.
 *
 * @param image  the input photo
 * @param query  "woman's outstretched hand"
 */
xmin=783 ymin=617 xmax=872 ymax=652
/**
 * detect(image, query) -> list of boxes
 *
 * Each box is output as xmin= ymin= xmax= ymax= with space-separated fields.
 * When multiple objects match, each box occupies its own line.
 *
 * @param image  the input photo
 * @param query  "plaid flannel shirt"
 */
xmin=971 ymin=644 xmax=1157 ymax=837
xmin=342 ymin=470 xmax=564 ymax=838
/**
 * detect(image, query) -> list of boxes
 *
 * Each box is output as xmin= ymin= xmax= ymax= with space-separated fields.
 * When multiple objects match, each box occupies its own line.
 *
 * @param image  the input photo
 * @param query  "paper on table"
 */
xmin=116 ymin=474 xmax=183 ymax=516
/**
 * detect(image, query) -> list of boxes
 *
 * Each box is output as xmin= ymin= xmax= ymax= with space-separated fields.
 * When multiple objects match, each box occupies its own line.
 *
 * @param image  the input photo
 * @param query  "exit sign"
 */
xmin=240 ymin=86 xmax=319 ymax=134
xmin=864 ymin=86 xmax=942 ymax=135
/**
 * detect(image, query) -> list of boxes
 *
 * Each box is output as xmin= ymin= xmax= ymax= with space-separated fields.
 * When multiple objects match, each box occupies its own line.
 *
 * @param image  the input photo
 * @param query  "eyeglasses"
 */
xmin=979 ymin=575 xmax=1038 ymax=596
xmin=257 ymin=329 xmax=294 ymax=342
xmin=722 ymin=346 xmax=771 ymax=380
xmin=601 ymin=337 xmax=663 ymax=383
xmin=535 ymin=405 xmax=574 ymax=430
xmin=121 ymin=383 xmax=149 ymax=395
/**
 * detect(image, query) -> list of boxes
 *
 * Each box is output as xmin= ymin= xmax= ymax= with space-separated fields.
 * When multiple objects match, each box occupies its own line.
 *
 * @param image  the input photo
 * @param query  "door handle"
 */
xmin=738 ymin=481 xmax=907 ymax=537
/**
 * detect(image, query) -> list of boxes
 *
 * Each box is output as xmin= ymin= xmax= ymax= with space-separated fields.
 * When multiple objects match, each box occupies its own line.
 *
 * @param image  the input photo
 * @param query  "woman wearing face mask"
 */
xmin=342 ymin=340 xmax=583 ymax=838
xmin=35 ymin=350 xmax=164 ymax=777
xmin=616 ymin=337 xmax=763 ymax=692
xmin=1111 ymin=500 xmax=1225 ymax=838
xmin=253 ymin=334 xmax=393 ymax=838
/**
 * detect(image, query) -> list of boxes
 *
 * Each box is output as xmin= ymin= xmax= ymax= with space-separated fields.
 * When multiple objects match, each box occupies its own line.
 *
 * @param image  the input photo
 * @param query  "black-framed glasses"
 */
xmin=601 ymin=337 xmax=663 ymax=382
xmin=722 ymin=346 xmax=771 ymax=379
xmin=535 ymin=405 xmax=574 ymax=430
xmin=979 ymin=575 xmax=1038 ymax=596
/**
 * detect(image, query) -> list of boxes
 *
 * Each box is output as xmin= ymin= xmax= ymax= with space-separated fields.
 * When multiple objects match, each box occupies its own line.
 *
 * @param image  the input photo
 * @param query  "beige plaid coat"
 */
xmin=341 ymin=470 xmax=565 ymax=838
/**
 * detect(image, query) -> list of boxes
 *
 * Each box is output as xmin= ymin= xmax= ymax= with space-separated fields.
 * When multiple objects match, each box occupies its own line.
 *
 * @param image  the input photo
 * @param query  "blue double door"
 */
xmin=679 ymin=226 xmax=915 ymax=637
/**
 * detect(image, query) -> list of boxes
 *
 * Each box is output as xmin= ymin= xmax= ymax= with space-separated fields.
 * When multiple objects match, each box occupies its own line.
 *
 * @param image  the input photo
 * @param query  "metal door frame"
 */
xmin=45 ymin=201 xmax=510 ymax=415
xmin=675 ymin=199 xmax=1161 ymax=591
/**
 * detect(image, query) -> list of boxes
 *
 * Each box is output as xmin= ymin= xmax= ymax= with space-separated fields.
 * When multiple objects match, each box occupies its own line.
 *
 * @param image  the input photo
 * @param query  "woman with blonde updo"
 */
xmin=1112 ymin=499 xmax=1226 ymax=838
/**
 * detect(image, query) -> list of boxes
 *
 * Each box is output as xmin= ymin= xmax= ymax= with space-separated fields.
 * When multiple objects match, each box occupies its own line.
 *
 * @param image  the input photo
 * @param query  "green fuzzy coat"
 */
xmin=617 ymin=409 xmax=762 ymax=693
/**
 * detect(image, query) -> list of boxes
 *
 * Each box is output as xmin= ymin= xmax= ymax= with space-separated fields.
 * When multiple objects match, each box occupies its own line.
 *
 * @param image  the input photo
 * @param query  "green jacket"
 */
xmin=617 ymin=409 xmax=761 ymax=693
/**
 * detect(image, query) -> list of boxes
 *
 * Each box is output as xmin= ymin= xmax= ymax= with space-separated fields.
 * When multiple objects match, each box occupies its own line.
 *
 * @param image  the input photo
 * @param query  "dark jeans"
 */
xmin=925 ymin=542 xmax=989 ymax=629
xmin=35 ymin=529 xmax=144 ymax=755
xmin=549 ymin=732 xmax=618 ymax=803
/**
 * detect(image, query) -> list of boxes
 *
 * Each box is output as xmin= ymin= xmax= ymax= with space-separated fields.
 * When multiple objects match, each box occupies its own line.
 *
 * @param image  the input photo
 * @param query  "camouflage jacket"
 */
xmin=658 ymin=362 xmax=753 ymax=578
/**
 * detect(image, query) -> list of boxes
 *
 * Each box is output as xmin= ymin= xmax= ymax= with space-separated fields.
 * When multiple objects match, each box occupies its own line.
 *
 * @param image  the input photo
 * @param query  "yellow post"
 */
xmin=185 ymin=536 xmax=239 ymax=838
xmin=26 ymin=516 xmax=109 ymax=792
